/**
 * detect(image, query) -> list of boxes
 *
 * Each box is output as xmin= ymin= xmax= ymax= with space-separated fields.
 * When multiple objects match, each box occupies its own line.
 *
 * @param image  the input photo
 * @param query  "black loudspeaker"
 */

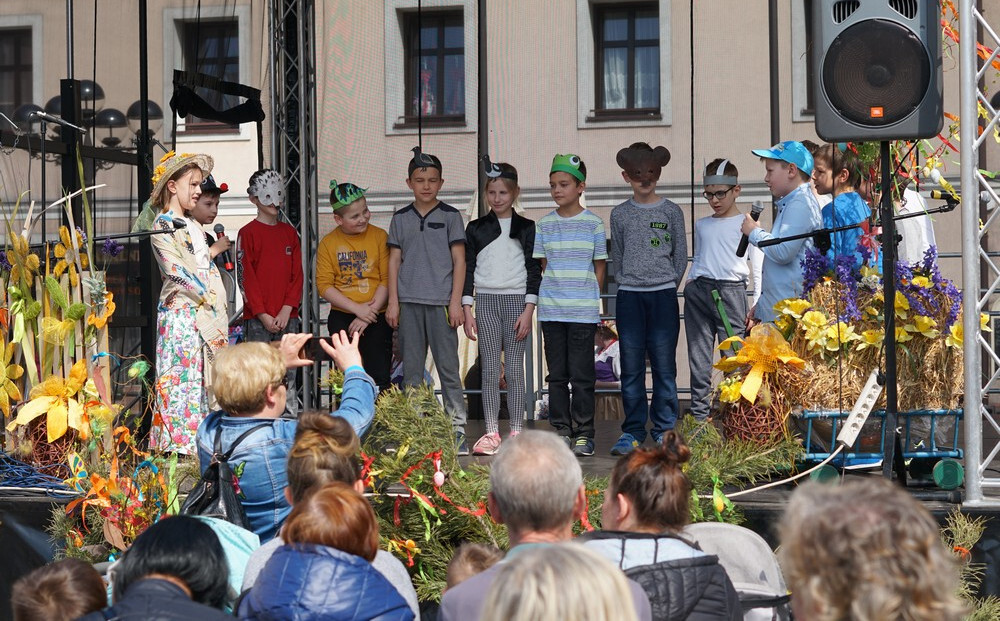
xmin=813 ymin=0 xmax=943 ymax=141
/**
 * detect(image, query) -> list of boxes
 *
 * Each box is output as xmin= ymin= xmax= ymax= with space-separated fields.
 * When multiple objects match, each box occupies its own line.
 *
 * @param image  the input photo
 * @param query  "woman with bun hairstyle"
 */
xmin=580 ymin=432 xmax=741 ymax=620
xmin=237 ymin=481 xmax=414 ymax=620
xmin=462 ymin=159 xmax=541 ymax=455
xmin=240 ymin=411 xmax=419 ymax=616
xmin=142 ymin=151 xmax=229 ymax=454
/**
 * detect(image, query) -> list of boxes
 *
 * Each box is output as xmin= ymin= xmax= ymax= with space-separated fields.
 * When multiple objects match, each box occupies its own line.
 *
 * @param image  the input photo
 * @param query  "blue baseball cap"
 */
xmin=751 ymin=141 xmax=814 ymax=176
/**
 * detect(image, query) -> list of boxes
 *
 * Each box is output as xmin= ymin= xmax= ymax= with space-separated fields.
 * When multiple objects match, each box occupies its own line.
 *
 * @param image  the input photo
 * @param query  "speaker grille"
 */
xmin=888 ymin=0 xmax=918 ymax=19
xmin=832 ymin=0 xmax=860 ymax=23
xmin=822 ymin=18 xmax=931 ymax=126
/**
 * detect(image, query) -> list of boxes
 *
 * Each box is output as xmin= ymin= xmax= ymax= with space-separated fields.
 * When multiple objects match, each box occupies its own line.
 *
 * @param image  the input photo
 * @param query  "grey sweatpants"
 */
xmin=683 ymin=278 xmax=748 ymax=421
xmin=399 ymin=302 xmax=467 ymax=429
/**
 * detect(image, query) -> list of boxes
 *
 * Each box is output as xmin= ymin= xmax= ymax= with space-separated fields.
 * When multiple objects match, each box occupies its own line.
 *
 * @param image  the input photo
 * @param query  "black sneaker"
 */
xmin=456 ymin=431 xmax=470 ymax=456
xmin=572 ymin=437 xmax=595 ymax=457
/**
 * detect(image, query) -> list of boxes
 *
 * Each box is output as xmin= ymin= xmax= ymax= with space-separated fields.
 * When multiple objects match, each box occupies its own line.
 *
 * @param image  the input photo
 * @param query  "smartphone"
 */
xmin=300 ymin=336 xmax=333 ymax=362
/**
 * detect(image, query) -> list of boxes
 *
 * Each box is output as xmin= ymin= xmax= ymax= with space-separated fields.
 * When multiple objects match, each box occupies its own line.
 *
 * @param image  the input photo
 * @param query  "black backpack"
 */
xmin=179 ymin=424 xmax=268 ymax=530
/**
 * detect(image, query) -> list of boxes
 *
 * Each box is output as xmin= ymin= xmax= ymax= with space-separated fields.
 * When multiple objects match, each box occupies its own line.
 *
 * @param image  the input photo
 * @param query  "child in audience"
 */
xmin=685 ymin=159 xmax=762 ymax=421
xmin=463 ymin=159 xmax=540 ymax=454
xmin=609 ymin=143 xmax=685 ymax=455
xmin=387 ymin=147 xmax=469 ymax=453
xmin=238 ymin=169 xmax=303 ymax=415
xmin=317 ymin=181 xmax=393 ymax=390
xmin=534 ymin=154 xmax=607 ymax=456
xmin=11 ymin=559 xmax=107 ymax=621
xmin=446 ymin=542 xmax=504 ymax=590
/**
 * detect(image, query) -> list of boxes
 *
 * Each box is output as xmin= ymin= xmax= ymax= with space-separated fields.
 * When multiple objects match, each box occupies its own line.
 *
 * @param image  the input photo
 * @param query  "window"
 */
xmin=594 ymin=4 xmax=659 ymax=117
xmin=400 ymin=10 xmax=465 ymax=126
xmin=180 ymin=19 xmax=240 ymax=133
xmin=0 ymin=28 xmax=32 ymax=118
xmin=791 ymin=0 xmax=816 ymax=121
xmin=576 ymin=0 xmax=670 ymax=128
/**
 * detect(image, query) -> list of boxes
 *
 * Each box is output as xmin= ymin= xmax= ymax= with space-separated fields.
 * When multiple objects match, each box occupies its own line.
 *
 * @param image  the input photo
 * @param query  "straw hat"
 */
xmin=150 ymin=151 xmax=214 ymax=206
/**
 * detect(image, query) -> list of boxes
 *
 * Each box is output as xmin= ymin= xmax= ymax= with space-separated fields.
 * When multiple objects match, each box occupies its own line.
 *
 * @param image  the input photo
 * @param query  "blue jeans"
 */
xmin=616 ymin=288 xmax=680 ymax=441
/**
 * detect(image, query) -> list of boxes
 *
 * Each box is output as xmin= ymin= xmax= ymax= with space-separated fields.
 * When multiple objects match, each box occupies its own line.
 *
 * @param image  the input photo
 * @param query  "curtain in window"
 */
xmin=603 ymin=48 xmax=627 ymax=110
xmin=634 ymin=46 xmax=659 ymax=109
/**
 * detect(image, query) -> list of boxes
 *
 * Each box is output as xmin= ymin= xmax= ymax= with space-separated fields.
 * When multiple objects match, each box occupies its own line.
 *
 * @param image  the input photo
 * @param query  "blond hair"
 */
xmin=480 ymin=544 xmax=638 ymax=621
xmin=212 ymin=342 xmax=285 ymax=415
xmin=446 ymin=542 xmax=504 ymax=588
xmin=779 ymin=478 xmax=967 ymax=621
xmin=286 ymin=411 xmax=361 ymax=502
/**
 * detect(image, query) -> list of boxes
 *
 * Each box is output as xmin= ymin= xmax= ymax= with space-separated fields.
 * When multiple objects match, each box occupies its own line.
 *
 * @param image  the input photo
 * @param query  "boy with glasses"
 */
xmin=608 ymin=142 xmax=686 ymax=455
xmin=684 ymin=159 xmax=763 ymax=422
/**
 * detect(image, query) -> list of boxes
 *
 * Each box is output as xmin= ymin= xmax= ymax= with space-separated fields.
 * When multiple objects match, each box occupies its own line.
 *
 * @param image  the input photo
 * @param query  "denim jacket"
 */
xmin=195 ymin=368 xmax=376 ymax=542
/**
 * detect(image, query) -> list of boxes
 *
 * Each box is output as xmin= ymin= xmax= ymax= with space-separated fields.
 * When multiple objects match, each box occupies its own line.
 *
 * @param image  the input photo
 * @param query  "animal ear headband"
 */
xmin=482 ymin=155 xmax=517 ymax=181
xmin=616 ymin=145 xmax=671 ymax=172
xmin=703 ymin=159 xmax=738 ymax=186
xmin=329 ymin=180 xmax=368 ymax=211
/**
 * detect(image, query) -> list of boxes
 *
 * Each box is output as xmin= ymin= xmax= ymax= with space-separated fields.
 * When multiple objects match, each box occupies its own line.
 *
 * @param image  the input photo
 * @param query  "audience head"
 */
xmin=489 ymin=430 xmax=583 ymax=538
xmin=490 ymin=429 xmax=583 ymax=536
xmin=779 ymin=478 xmax=967 ymax=621
xmin=603 ymin=431 xmax=692 ymax=533
xmin=286 ymin=411 xmax=362 ymax=503
xmin=446 ymin=542 xmax=504 ymax=589
xmin=213 ymin=342 xmax=286 ymax=416
xmin=480 ymin=544 xmax=638 ymax=621
xmin=112 ymin=515 xmax=228 ymax=609
xmin=595 ymin=323 xmax=617 ymax=347
xmin=283 ymin=481 xmax=379 ymax=562
xmin=11 ymin=558 xmax=106 ymax=621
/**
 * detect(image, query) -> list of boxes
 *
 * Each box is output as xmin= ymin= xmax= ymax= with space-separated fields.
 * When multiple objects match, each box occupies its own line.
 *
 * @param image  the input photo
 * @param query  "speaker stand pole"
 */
xmin=879 ymin=140 xmax=906 ymax=483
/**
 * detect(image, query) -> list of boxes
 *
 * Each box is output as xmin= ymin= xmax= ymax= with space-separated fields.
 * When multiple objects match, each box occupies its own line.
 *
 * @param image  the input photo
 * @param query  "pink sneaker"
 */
xmin=509 ymin=430 xmax=521 ymax=439
xmin=472 ymin=432 xmax=502 ymax=455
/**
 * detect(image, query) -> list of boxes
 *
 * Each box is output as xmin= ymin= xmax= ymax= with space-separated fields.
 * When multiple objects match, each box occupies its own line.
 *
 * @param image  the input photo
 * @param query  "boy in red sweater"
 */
xmin=238 ymin=169 xmax=304 ymax=416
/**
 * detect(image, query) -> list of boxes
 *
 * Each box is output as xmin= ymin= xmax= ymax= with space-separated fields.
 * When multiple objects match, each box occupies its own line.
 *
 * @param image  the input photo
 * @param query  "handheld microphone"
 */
xmin=737 ymin=201 xmax=764 ymax=258
xmin=213 ymin=224 xmax=234 ymax=271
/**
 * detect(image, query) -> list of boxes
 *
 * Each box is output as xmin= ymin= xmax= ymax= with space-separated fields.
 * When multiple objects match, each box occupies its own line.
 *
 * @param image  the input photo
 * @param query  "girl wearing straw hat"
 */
xmin=144 ymin=151 xmax=229 ymax=454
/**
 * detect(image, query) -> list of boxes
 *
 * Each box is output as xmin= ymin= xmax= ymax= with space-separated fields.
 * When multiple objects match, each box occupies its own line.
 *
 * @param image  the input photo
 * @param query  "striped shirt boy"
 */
xmin=532 ymin=209 xmax=608 ymax=323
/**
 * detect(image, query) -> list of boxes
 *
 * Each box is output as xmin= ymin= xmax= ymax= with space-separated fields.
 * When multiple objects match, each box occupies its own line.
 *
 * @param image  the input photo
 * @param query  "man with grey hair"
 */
xmin=439 ymin=430 xmax=652 ymax=620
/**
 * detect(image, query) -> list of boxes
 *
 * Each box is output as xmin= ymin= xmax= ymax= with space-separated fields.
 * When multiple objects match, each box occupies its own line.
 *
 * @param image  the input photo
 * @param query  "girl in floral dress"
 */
xmin=144 ymin=152 xmax=229 ymax=454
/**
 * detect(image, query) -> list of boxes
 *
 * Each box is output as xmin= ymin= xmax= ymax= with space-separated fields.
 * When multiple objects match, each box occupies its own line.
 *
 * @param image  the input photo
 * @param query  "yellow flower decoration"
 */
xmin=804 ymin=324 xmax=828 ymax=353
xmin=6 ymin=360 xmax=89 ymax=442
xmin=904 ymin=315 xmax=940 ymax=339
xmin=715 ymin=324 xmax=804 ymax=404
xmin=946 ymin=323 xmax=963 ymax=348
xmin=911 ymin=275 xmax=931 ymax=288
xmin=800 ymin=310 xmax=829 ymax=329
xmin=0 ymin=338 xmax=24 ymax=418
xmin=774 ymin=314 xmax=794 ymax=333
xmin=894 ymin=291 xmax=910 ymax=320
xmin=895 ymin=326 xmax=913 ymax=343
xmin=53 ymin=226 xmax=89 ymax=287
xmin=860 ymin=265 xmax=880 ymax=279
xmin=718 ymin=377 xmax=743 ymax=403
xmin=981 ymin=313 xmax=992 ymax=332
xmin=857 ymin=329 xmax=884 ymax=351
xmin=774 ymin=298 xmax=811 ymax=319
xmin=6 ymin=233 xmax=40 ymax=286
xmin=88 ymin=292 xmax=116 ymax=330
xmin=824 ymin=322 xmax=860 ymax=351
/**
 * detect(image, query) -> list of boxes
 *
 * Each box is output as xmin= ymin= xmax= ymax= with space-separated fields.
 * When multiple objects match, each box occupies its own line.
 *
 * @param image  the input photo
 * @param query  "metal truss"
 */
xmin=269 ymin=0 xmax=321 ymax=408
xmin=962 ymin=0 xmax=1000 ymax=506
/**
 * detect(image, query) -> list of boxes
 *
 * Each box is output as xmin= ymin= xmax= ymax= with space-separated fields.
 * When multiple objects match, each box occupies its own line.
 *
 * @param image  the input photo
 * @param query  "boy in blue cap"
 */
xmin=741 ymin=140 xmax=822 ymax=325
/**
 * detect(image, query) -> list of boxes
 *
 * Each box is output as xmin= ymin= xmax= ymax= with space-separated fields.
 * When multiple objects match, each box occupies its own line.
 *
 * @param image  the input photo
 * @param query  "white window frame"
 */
xmin=163 ymin=4 xmax=253 ymax=142
xmin=791 ymin=0 xmax=814 ymax=122
xmin=0 ymin=15 xmax=43 ymax=113
xmin=577 ymin=0 xmax=671 ymax=129
xmin=384 ymin=0 xmax=477 ymax=136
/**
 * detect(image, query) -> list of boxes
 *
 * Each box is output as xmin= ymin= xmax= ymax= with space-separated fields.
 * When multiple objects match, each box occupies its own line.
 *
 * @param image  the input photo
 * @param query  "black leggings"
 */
xmin=327 ymin=309 xmax=393 ymax=391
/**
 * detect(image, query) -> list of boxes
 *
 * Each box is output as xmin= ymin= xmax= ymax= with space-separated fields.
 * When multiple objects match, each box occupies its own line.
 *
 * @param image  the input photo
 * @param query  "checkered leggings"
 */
xmin=476 ymin=293 xmax=527 ymax=434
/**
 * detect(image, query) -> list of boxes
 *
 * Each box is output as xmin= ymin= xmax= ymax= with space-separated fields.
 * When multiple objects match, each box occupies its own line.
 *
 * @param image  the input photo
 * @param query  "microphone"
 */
xmin=172 ymin=219 xmax=187 ymax=229
xmin=29 ymin=110 xmax=86 ymax=133
xmin=737 ymin=201 xmax=764 ymax=258
xmin=213 ymin=223 xmax=234 ymax=271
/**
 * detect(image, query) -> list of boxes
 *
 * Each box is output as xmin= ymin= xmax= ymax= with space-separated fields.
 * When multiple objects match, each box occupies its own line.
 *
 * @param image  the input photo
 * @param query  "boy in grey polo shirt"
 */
xmin=387 ymin=147 xmax=469 ymax=453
